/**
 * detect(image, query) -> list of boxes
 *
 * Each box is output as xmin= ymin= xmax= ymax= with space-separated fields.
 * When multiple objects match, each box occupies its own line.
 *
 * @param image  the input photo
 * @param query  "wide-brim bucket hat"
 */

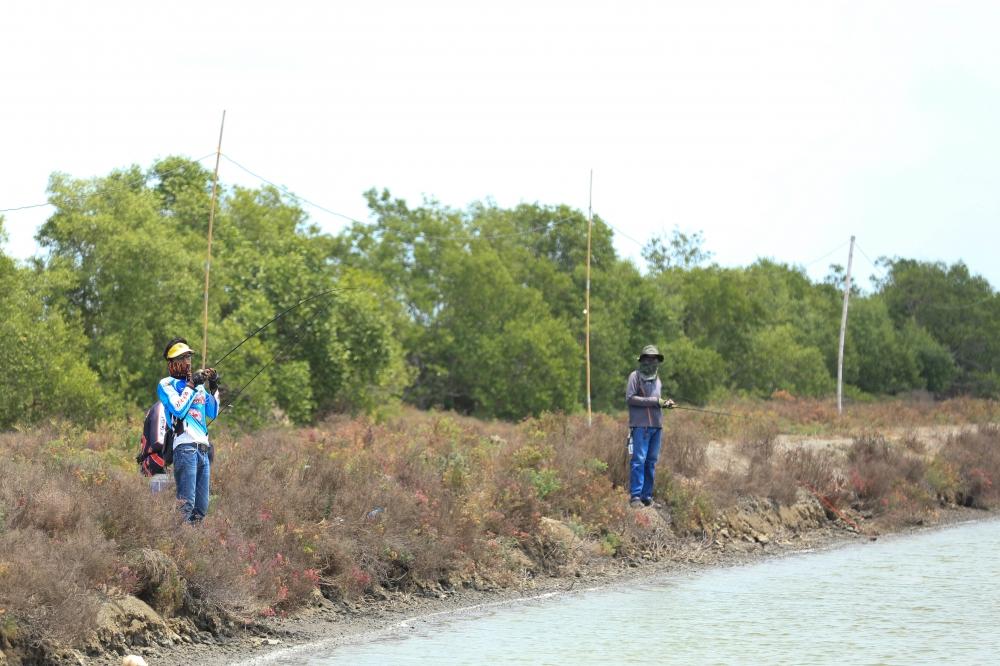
xmin=638 ymin=344 xmax=664 ymax=362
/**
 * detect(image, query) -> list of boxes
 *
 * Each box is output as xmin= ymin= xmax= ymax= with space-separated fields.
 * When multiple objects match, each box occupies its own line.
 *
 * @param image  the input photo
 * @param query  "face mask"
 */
xmin=639 ymin=360 xmax=659 ymax=379
xmin=168 ymin=358 xmax=191 ymax=380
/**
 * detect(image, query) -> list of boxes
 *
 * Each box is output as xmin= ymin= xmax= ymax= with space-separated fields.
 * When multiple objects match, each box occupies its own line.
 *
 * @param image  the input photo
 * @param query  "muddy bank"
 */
xmin=3 ymin=418 xmax=997 ymax=666
xmin=65 ymin=501 xmax=993 ymax=666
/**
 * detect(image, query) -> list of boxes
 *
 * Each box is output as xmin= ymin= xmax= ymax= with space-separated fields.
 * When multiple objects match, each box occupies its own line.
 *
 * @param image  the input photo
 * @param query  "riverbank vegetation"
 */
xmin=2 ymin=157 xmax=1000 ymax=431
xmin=3 ymin=158 xmax=1000 ymax=662
xmin=1 ymin=399 xmax=998 ymax=661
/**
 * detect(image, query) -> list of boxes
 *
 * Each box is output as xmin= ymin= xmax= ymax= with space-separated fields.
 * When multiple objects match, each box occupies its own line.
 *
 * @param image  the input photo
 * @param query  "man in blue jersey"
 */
xmin=159 ymin=337 xmax=219 ymax=522
xmin=625 ymin=345 xmax=675 ymax=508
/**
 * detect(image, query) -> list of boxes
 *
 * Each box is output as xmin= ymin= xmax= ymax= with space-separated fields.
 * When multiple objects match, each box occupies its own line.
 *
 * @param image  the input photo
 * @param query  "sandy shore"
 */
xmin=100 ymin=504 xmax=992 ymax=666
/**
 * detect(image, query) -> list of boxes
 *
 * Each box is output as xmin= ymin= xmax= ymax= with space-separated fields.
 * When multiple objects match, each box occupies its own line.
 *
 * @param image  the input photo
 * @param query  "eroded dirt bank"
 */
xmin=2 ymin=417 xmax=997 ymax=666
xmin=47 ymin=501 xmax=993 ymax=666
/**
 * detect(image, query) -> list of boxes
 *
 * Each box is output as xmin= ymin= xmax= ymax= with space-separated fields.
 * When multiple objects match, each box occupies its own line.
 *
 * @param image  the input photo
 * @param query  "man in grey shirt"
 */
xmin=625 ymin=345 xmax=675 ymax=507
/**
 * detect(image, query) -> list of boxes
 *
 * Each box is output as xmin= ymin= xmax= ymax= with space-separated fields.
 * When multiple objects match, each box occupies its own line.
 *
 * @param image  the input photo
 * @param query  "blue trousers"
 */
xmin=629 ymin=427 xmax=662 ymax=500
xmin=174 ymin=443 xmax=211 ymax=522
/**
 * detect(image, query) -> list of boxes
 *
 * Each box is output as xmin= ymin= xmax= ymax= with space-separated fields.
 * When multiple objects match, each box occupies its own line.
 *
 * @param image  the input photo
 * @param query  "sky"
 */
xmin=2 ymin=1 xmax=998 ymax=292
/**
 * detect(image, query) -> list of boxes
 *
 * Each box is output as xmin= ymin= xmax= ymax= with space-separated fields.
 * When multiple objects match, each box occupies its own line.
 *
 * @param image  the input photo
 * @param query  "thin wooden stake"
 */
xmin=836 ymin=235 xmax=855 ymax=416
xmin=585 ymin=170 xmax=593 ymax=427
xmin=202 ymin=110 xmax=226 ymax=365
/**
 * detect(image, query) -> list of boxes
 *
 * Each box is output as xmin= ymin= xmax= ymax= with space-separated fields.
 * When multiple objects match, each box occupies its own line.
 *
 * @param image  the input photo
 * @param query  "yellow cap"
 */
xmin=165 ymin=342 xmax=194 ymax=360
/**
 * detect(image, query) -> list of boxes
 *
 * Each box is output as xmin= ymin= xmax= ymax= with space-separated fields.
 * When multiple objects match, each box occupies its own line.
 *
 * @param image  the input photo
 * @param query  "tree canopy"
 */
xmin=0 ymin=157 xmax=996 ymax=429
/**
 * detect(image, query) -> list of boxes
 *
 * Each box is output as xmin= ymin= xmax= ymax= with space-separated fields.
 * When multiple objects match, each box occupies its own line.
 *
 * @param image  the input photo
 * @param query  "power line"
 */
xmin=221 ymin=154 xmax=364 ymax=224
xmin=471 ymin=215 xmax=580 ymax=241
xmin=222 ymin=152 xmax=584 ymax=243
xmin=851 ymin=243 xmax=994 ymax=309
xmin=2 ymin=151 xmax=991 ymax=308
xmin=0 ymin=153 xmax=217 ymax=214
xmin=800 ymin=240 xmax=850 ymax=268
xmin=611 ymin=232 xmax=856 ymax=270
xmin=1 ymin=149 xmax=586 ymax=246
xmin=0 ymin=152 xmax=908 ymax=288
xmin=854 ymin=243 xmax=887 ymax=274
xmin=602 ymin=220 xmax=645 ymax=247
xmin=851 ymin=244 xmax=891 ymax=289
xmin=0 ymin=202 xmax=51 ymax=213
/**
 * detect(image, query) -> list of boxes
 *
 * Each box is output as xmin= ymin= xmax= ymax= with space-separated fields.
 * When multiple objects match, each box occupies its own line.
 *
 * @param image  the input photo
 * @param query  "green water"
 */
xmin=258 ymin=519 xmax=1000 ymax=665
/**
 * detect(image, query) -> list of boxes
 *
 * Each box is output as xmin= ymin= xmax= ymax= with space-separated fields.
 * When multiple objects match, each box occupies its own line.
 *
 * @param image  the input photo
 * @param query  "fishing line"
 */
xmin=210 ymin=290 xmax=339 ymax=423
xmin=671 ymin=404 xmax=748 ymax=418
xmin=211 ymin=285 xmax=357 ymax=367
xmin=665 ymin=392 xmax=748 ymax=419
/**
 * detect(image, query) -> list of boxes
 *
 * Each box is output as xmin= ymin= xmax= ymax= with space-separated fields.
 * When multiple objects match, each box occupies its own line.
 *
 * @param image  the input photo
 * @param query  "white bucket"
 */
xmin=150 ymin=474 xmax=171 ymax=493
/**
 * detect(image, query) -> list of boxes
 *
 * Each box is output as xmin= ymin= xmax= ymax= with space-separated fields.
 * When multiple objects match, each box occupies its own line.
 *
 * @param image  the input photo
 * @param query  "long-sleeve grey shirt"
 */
xmin=625 ymin=370 xmax=663 ymax=428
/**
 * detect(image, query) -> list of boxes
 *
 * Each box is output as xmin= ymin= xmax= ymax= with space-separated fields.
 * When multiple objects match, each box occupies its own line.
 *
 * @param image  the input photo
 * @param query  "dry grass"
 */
xmin=714 ymin=395 xmax=1000 ymax=436
xmin=0 ymin=397 xmax=996 ymax=653
xmin=930 ymin=425 xmax=1000 ymax=508
xmin=662 ymin=419 xmax=709 ymax=478
xmin=843 ymin=432 xmax=931 ymax=524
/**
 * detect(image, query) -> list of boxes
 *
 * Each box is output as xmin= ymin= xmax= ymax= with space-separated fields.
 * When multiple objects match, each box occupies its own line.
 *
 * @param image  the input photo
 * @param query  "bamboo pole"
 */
xmin=836 ymin=235 xmax=855 ymax=415
xmin=585 ymin=170 xmax=593 ymax=426
xmin=202 ymin=110 xmax=226 ymax=365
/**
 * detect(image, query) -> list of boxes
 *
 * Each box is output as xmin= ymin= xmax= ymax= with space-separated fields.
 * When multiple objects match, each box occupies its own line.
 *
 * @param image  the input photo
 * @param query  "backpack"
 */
xmin=136 ymin=402 xmax=176 ymax=476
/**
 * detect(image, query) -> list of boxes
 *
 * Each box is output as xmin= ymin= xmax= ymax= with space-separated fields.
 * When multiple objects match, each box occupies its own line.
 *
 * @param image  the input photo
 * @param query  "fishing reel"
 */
xmin=191 ymin=368 xmax=220 ymax=391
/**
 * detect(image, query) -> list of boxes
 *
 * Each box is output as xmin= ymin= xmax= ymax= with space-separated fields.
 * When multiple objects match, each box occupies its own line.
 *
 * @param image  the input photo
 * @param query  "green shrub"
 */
xmin=739 ymin=325 xmax=832 ymax=398
xmin=662 ymin=336 xmax=727 ymax=405
xmin=524 ymin=468 xmax=562 ymax=500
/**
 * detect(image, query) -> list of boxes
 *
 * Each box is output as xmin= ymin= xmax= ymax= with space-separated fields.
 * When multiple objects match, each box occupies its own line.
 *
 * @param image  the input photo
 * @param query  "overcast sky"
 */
xmin=2 ymin=1 xmax=997 ymax=292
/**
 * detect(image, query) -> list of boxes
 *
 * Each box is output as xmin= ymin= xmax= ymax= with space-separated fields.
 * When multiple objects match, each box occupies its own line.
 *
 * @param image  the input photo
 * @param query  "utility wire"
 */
xmin=615 ymin=231 xmax=853 ymax=270
xmin=222 ymin=152 xmax=584 ymax=243
xmin=800 ymin=240 xmax=850 ymax=268
xmin=222 ymin=154 xmax=363 ymax=224
xmin=854 ymin=243 xmax=888 ymax=276
xmin=603 ymin=220 xmax=646 ymax=248
xmin=852 ymin=243 xmax=993 ymax=309
xmin=0 ymin=152 xmax=217 ymax=213
xmin=5 ymin=152 xmax=993 ymax=313
xmin=2 ymin=149 xmax=586 ymax=245
xmin=470 ymin=215 xmax=581 ymax=241
xmin=0 ymin=202 xmax=51 ymax=213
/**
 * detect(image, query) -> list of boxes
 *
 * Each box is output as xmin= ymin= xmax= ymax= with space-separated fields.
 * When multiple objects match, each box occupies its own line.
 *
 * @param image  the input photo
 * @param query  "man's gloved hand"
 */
xmin=191 ymin=370 xmax=206 ymax=386
xmin=660 ymin=398 xmax=676 ymax=409
xmin=203 ymin=368 xmax=220 ymax=393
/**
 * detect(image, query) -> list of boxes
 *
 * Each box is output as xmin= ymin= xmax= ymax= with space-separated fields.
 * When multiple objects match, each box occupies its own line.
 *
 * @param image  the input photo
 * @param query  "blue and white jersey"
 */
xmin=157 ymin=377 xmax=219 ymax=448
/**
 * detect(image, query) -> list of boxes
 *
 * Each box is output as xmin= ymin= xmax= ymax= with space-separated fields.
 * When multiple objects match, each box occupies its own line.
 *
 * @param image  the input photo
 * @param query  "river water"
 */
xmin=264 ymin=519 xmax=1000 ymax=665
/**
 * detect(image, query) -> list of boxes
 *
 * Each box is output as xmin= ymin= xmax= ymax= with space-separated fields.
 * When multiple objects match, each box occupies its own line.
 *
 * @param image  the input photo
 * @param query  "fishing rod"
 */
xmin=208 ymin=287 xmax=348 ymax=422
xmin=211 ymin=285 xmax=354 ymax=368
xmin=662 ymin=391 xmax=753 ymax=419
xmin=660 ymin=395 xmax=747 ymax=419
xmin=672 ymin=404 xmax=749 ymax=419
xmin=212 ymin=307 xmax=328 ymax=421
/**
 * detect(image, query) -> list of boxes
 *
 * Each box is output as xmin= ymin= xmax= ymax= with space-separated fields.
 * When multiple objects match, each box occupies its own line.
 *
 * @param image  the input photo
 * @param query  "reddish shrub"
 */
xmin=846 ymin=432 xmax=928 ymax=515
xmin=0 ymin=526 xmax=114 ymax=645
xmin=936 ymin=425 xmax=1000 ymax=508
xmin=1 ymin=400 xmax=995 ymax=651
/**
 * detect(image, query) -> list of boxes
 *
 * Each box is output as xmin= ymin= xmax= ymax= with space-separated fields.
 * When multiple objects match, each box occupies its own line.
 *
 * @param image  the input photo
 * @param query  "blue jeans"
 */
xmin=174 ymin=443 xmax=211 ymax=522
xmin=629 ymin=427 xmax=662 ymax=501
